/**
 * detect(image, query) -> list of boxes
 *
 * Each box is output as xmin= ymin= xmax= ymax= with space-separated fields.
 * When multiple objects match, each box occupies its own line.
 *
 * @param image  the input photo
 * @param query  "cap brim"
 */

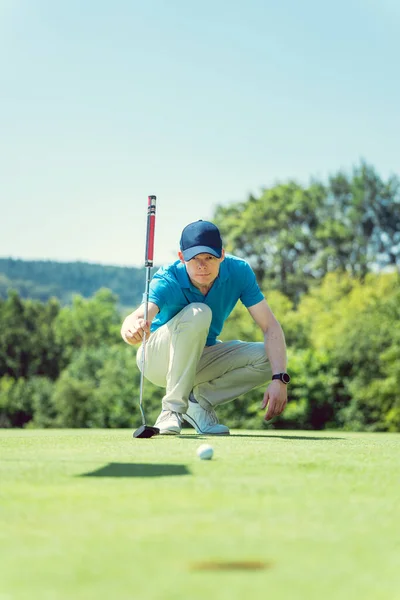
xmin=182 ymin=246 xmax=222 ymax=261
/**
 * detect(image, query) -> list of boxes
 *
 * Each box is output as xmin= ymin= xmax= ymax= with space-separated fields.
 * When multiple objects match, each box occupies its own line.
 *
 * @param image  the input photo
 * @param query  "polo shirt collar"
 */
xmin=176 ymin=262 xmax=191 ymax=288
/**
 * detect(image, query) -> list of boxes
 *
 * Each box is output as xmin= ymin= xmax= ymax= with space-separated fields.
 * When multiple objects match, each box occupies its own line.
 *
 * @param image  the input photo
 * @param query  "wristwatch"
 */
xmin=272 ymin=372 xmax=291 ymax=384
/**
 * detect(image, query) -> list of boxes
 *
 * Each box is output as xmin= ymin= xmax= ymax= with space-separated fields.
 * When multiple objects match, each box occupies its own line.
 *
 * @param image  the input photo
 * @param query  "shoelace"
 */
xmin=205 ymin=409 xmax=219 ymax=425
xmin=189 ymin=400 xmax=220 ymax=426
xmin=158 ymin=411 xmax=181 ymax=423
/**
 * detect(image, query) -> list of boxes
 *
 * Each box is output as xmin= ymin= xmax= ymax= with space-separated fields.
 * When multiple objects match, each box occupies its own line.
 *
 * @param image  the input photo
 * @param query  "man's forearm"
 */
xmin=122 ymin=302 xmax=159 ymax=330
xmin=264 ymin=321 xmax=287 ymax=375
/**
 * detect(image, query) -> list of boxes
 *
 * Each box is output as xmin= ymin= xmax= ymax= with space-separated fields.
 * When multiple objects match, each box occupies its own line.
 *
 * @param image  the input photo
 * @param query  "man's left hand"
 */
xmin=261 ymin=380 xmax=288 ymax=421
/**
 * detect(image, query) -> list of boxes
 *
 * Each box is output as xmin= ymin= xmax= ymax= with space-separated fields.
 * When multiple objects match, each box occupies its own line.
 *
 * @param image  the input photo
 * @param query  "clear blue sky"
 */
xmin=1 ymin=0 xmax=399 ymax=267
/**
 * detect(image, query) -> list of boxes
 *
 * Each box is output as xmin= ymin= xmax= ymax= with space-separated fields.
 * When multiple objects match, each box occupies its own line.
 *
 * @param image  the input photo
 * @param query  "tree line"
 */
xmin=0 ymin=258 xmax=146 ymax=307
xmin=0 ymin=161 xmax=399 ymax=431
xmin=214 ymin=161 xmax=400 ymax=302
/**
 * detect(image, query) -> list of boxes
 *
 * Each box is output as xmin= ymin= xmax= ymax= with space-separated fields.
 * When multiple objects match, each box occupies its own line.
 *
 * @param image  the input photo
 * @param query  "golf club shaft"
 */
xmin=138 ymin=196 xmax=157 ymax=425
xmin=138 ymin=265 xmax=151 ymax=425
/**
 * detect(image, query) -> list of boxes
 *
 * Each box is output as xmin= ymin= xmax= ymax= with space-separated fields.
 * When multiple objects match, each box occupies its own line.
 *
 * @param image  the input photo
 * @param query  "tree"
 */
xmin=52 ymin=344 xmax=163 ymax=428
xmin=295 ymin=271 xmax=400 ymax=431
xmin=214 ymin=182 xmax=326 ymax=301
xmin=315 ymin=162 xmax=400 ymax=278
xmin=0 ymin=376 xmax=53 ymax=428
xmin=213 ymin=162 xmax=400 ymax=301
xmin=0 ymin=292 xmax=63 ymax=379
xmin=0 ymin=257 xmax=145 ymax=306
xmin=53 ymin=288 xmax=122 ymax=367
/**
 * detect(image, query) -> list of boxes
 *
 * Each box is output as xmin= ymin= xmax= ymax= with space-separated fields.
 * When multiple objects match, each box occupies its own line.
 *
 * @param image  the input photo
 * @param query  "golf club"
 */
xmin=133 ymin=195 xmax=160 ymax=439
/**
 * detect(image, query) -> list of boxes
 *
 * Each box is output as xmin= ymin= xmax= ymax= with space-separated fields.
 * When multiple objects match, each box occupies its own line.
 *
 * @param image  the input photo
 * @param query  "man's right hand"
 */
xmin=121 ymin=316 xmax=150 ymax=345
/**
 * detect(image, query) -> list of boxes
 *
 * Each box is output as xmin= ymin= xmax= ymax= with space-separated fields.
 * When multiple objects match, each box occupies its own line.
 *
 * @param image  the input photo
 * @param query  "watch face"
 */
xmin=273 ymin=373 xmax=290 ymax=384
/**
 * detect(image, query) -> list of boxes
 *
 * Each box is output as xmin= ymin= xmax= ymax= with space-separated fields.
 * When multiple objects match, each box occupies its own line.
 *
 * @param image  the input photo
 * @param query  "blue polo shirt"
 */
xmin=146 ymin=254 xmax=264 ymax=346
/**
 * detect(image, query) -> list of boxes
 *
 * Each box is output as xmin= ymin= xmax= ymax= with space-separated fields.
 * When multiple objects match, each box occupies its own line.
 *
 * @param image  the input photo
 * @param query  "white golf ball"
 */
xmin=196 ymin=443 xmax=214 ymax=460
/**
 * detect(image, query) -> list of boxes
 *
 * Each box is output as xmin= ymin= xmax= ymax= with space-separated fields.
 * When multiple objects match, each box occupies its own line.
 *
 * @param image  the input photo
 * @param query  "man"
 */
xmin=121 ymin=220 xmax=289 ymax=435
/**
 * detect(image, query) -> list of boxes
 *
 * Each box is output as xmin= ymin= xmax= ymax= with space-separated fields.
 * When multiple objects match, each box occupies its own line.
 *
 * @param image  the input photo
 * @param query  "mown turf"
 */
xmin=0 ymin=429 xmax=399 ymax=600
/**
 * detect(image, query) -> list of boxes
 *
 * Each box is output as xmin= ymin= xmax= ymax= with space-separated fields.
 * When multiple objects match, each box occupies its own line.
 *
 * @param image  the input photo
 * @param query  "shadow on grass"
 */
xmin=236 ymin=434 xmax=345 ymax=441
xmin=190 ymin=560 xmax=272 ymax=571
xmin=180 ymin=433 xmax=344 ymax=441
xmin=79 ymin=462 xmax=190 ymax=478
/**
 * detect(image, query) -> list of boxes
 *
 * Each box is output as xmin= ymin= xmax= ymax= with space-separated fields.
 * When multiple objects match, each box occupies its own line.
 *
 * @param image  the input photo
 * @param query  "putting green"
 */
xmin=0 ymin=429 xmax=399 ymax=600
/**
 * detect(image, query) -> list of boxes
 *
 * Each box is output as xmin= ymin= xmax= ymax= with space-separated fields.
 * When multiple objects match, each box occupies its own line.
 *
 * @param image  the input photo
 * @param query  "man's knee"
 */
xmin=180 ymin=303 xmax=212 ymax=329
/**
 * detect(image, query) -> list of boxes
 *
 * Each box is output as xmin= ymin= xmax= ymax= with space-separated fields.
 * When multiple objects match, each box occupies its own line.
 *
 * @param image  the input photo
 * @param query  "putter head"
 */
xmin=133 ymin=425 xmax=160 ymax=439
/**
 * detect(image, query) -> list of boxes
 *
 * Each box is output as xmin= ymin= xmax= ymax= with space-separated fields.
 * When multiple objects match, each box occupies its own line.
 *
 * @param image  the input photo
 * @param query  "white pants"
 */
xmin=136 ymin=303 xmax=272 ymax=413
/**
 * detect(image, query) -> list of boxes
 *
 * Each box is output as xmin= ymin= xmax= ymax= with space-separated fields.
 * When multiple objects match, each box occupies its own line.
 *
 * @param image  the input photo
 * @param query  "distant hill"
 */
xmin=0 ymin=258 xmax=157 ymax=308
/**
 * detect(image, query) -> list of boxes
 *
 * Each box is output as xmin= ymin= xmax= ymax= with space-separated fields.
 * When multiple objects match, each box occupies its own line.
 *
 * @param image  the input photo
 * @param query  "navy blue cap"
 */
xmin=180 ymin=220 xmax=223 ymax=261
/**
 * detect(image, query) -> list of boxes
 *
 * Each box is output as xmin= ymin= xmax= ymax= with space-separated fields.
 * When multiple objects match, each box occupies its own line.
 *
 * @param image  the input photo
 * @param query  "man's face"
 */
xmin=178 ymin=250 xmax=225 ymax=287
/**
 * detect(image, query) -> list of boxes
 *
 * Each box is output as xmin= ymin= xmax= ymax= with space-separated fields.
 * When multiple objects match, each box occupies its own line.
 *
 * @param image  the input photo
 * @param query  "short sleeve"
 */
xmin=146 ymin=269 xmax=171 ymax=310
xmin=239 ymin=262 xmax=264 ymax=307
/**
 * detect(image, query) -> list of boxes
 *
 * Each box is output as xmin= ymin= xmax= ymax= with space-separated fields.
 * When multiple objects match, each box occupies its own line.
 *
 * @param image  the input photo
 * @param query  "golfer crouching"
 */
xmin=121 ymin=220 xmax=289 ymax=435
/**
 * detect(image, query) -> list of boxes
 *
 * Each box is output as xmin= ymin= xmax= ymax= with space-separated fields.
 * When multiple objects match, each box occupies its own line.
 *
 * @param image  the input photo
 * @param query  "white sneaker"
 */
xmin=154 ymin=410 xmax=182 ymax=435
xmin=183 ymin=397 xmax=230 ymax=435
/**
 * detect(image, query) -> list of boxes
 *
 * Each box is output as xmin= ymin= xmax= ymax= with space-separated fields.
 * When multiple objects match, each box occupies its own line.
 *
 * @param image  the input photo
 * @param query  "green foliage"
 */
xmin=214 ymin=393 xmax=264 ymax=430
xmin=0 ymin=292 xmax=63 ymax=379
xmin=53 ymin=375 xmax=99 ymax=428
xmin=262 ymin=289 xmax=309 ymax=348
xmin=275 ymin=349 xmax=340 ymax=430
xmin=220 ymin=301 xmax=261 ymax=343
xmin=0 ymin=257 xmax=147 ymax=307
xmin=214 ymin=181 xmax=325 ymax=300
xmin=93 ymin=345 xmax=163 ymax=428
xmin=293 ymin=271 xmax=400 ymax=431
xmin=219 ymin=269 xmax=400 ymax=432
xmin=53 ymin=288 xmax=122 ymax=367
xmin=334 ymin=278 xmax=400 ymax=432
xmin=52 ymin=346 xmax=114 ymax=428
xmin=319 ymin=163 xmax=400 ymax=277
xmin=0 ymin=376 xmax=54 ymax=428
xmin=215 ymin=161 xmax=400 ymax=302
xmin=1 ymin=161 xmax=399 ymax=432
xmin=30 ymin=378 xmax=57 ymax=428
xmin=1 ymin=271 xmax=399 ymax=431
xmin=52 ymin=344 xmax=163 ymax=428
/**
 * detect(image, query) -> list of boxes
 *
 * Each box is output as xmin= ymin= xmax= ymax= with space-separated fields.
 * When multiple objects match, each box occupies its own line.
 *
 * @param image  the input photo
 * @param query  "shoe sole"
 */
xmin=182 ymin=415 xmax=230 ymax=435
xmin=158 ymin=428 xmax=181 ymax=435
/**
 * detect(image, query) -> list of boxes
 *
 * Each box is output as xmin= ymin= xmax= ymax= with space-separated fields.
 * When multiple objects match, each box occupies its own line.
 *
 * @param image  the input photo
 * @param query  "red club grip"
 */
xmin=145 ymin=195 xmax=157 ymax=266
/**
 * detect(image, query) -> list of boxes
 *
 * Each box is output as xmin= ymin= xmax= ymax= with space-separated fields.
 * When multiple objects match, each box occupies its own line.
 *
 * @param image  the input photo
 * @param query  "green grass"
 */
xmin=0 ymin=429 xmax=399 ymax=600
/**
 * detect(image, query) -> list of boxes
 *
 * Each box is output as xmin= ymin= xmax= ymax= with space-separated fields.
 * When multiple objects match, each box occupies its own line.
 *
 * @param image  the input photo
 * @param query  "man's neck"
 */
xmin=190 ymin=278 xmax=216 ymax=295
